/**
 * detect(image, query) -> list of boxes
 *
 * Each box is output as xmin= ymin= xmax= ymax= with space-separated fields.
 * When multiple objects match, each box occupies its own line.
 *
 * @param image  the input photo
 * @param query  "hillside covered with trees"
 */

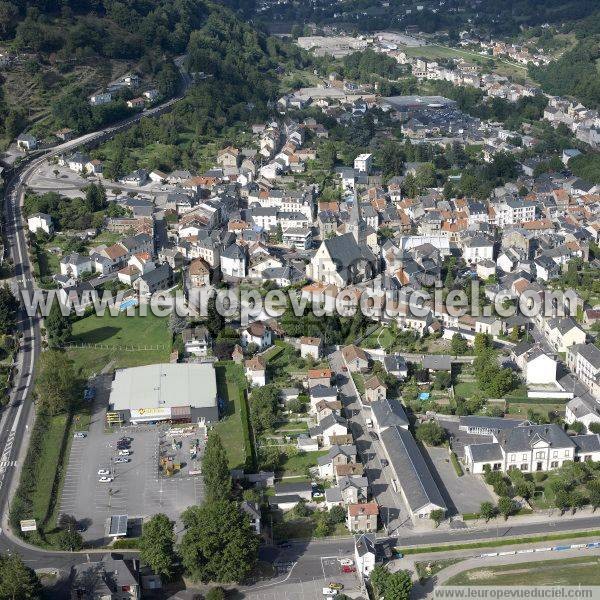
xmin=0 ymin=0 xmax=302 ymax=141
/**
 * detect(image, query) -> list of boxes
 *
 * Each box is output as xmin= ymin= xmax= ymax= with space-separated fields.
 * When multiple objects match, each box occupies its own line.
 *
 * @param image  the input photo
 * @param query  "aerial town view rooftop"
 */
xmin=1 ymin=0 xmax=600 ymax=599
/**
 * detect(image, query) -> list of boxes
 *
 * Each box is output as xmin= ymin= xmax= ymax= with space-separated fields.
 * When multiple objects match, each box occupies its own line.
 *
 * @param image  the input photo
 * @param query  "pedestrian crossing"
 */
xmin=0 ymin=461 xmax=16 ymax=469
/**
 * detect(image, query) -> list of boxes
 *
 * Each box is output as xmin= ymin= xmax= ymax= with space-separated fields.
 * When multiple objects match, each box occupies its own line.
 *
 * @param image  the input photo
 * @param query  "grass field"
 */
xmin=506 ymin=402 xmax=565 ymax=420
xmin=67 ymin=311 xmax=171 ymax=376
xmin=280 ymin=449 xmax=329 ymax=476
xmin=446 ymin=556 xmax=600 ymax=586
xmin=453 ymin=380 xmax=478 ymax=398
xmin=214 ymin=361 xmax=254 ymax=471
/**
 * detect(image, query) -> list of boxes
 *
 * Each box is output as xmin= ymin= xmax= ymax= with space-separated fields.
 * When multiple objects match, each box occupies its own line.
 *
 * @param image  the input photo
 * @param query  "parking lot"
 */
xmin=423 ymin=445 xmax=494 ymax=516
xmin=244 ymin=555 xmax=361 ymax=600
xmin=59 ymin=375 xmax=204 ymax=545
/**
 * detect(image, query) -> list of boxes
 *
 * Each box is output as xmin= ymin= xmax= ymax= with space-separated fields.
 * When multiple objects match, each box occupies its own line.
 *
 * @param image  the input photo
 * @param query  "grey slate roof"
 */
xmin=573 ymin=434 xmax=600 ymax=454
xmin=355 ymin=533 xmax=376 ymax=557
xmin=570 ymin=344 xmax=600 ymax=370
xmin=371 ymin=398 xmax=409 ymax=430
xmin=460 ymin=415 xmax=526 ymax=433
xmin=468 ymin=442 xmax=504 ymax=463
xmin=497 ymin=424 xmax=575 ymax=453
xmin=379 ymin=425 xmax=446 ymax=514
xmin=422 ymin=355 xmax=452 ymax=371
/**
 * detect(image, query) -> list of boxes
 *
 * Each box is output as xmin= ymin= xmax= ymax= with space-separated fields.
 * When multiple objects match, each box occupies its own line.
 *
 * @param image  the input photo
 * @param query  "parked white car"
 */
xmin=118 ymin=449 xmax=131 ymax=456
xmin=98 ymin=476 xmax=113 ymax=483
xmin=97 ymin=469 xmax=110 ymax=476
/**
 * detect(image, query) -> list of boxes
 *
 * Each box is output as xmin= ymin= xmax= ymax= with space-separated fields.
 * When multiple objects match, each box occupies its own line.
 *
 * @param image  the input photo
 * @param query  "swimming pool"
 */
xmin=119 ymin=298 xmax=139 ymax=312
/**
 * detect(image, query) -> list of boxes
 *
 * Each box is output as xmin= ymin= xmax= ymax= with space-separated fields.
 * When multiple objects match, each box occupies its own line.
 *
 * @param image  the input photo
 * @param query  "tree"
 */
xmin=514 ymin=480 xmax=535 ymax=500
xmin=497 ymin=497 xmax=516 ymax=520
xmin=589 ymin=423 xmax=600 ymax=435
xmin=415 ymin=421 xmax=445 ymax=446
xmin=292 ymin=500 xmax=311 ymax=518
xmin=328 ymin=504 xmax=346 ymax=524
xmin=554 ymin=489 xmax=572 ymax=514
xmin=587 ymin=480 xmax=600 ymax=511
xmin=56 ymin=528 xmax=83 ymax=551
xmin=206 ymin=295 xmax=224 ymax=338
xmin=0 ymin=285 xmax=18 ymax=334
xmin=45 ymin=300 xmax=72 ymax=348
xmin=250 ymin=385 xmax=279 ymax=434
xmin=139 ymin=514 xmax=176 ymax=580
xmin=434 ymin=371 xmax=451 ymax=390
xmin=430 ymin=508 xmax=445 ymax=528
xmin=569 ymin=420 xmax=585 ymax=435
xmin=451 ymin=333 xmax=469 ymax=355
xmin=0 ymin=553 xmax=41 ymax=600
xmin=479 ymin=501 xmax=497 ymax=523
xmin=179 ymin=501 xmax=259 ymax=583
xmin=473 ymin=332 xmax=492 ymax=355
xmin=383 ymin=570 xmax=413 ymax=600
xmin=369 ymin=564 xmax=390 ymax=598
xmin=202 ymin=431 xmax=232 ymax=502
xmin=36 ymin=350 xmax=79 ymax=415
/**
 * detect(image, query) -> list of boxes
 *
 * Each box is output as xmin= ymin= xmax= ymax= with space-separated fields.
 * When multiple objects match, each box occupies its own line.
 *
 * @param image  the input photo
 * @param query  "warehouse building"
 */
xmin=107 ymin=363 xmax=218 ymax=425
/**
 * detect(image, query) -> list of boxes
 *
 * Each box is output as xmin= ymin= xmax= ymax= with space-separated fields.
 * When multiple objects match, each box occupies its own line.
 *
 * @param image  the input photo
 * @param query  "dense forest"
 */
xmin=258 ymin=0 xmax=600 ymax=37
xmin=0 ymin=0 xmax=299 ymax=138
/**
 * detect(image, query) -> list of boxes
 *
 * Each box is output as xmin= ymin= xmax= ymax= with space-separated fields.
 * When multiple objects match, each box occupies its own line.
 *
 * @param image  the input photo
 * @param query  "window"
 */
xmin=550 ymin=461 xmax=559 ymax=468
xmin=535 ymin=451 xmax=544 ymax=459
xmin=553 ymin=451 xmax=558 ymax=458
xmin=510 ymin=454 xmax=516 ymax=461
xmin=522 ymin=454 xmax=528 ymax=460
xmin=565 ymin=450 xmax=570 ymax=457
xmin=521 ymin=464 xmax=528 ymax=471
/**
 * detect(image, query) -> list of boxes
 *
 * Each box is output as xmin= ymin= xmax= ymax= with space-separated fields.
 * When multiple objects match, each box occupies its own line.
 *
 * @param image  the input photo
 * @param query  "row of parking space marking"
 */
xmin=59 ymin=438 xmax=87 ymax=515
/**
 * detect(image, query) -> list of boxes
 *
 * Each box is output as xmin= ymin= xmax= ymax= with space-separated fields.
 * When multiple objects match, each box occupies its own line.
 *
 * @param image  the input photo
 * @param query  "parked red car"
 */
xmin=342 ymin=566 xmax=356 ymax=573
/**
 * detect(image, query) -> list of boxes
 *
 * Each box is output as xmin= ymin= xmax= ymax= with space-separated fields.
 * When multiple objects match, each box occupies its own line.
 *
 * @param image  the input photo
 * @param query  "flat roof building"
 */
xmin=108 ymin=363 xmax=218 ymax=425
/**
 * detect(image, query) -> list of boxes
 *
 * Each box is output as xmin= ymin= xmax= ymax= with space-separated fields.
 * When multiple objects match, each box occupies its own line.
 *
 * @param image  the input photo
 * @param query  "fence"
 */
xmin=63 ymin=342 xmax=168 ymax=351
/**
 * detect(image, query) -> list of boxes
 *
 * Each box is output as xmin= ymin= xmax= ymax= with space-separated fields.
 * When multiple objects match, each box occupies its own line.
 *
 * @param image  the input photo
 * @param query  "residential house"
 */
xmin=300 ymin=336 xmax=322 ymax=360
xmin=383 ymin=355 xmax=408 ymax=380
xmin=182 ymin=326 xmax=211 ymax=357
xmin=269 ymin=481 xmax=312 ymax=511
xmin=60 ymin=253 xmax=91 ymax=278
xmin=241 ymin=322 xmax=272 ymax=350
xmin=354 ymin=533 xmax=378 ymax=578
xmin=341 ymin=345 xmax=369 ymax=372
xmin=371 ymin=398 xmax=409 ymax=434
xmin=309 ymin=413 xmax=349 ymax=448
xmin=317 ymin=444 xmax=357 ymax=479
xmin=70 ymin=555 xmax=140 ymax=600
xmin=464 ymin=422 xmax=600 ymax=474
xmin=220 ymin=243 xmax=247 ymax=279
xmin=347 ymin=502 xmax=378 ymax=533
xmin=27 ymin=213 xmax=53 ymax=235
xmin=245 ymin=355 xmax=267 ymax=387
xmin=307 ymin=368 xmax=332 ymax=388
xmin=134 ymin=263 xmax=171 ymax=296
xmin=567 ymin=344 xmax=600 ymax=399
xmin=364 ymin=375 xmax=386 ymax=404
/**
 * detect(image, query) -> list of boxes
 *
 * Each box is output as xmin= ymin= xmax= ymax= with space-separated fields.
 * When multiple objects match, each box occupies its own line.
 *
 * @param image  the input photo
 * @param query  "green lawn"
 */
xmin=352 ymin=373 xmax=365 ymax=395
xmin=280 ymin=450 xmax=328 ymax=476
xmin=361 ymin=326 xmax=394 ymax=350
xmin=506 ymin=402 xmax=565 ymax=420
xmin=446 ymin=556 xmax=600 ymax=586
xmin=453 ymin=380 xmax=478 ymax=398
xmin=213 ymin=361 xmax=254 ymax=471
xmin=67 ymin=311 xmax=171 ymax=376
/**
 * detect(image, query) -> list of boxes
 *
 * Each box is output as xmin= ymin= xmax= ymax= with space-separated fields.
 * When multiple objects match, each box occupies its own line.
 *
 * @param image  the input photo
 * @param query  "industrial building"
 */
xmin=107 ymin=363 xmax=218 ymax=426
